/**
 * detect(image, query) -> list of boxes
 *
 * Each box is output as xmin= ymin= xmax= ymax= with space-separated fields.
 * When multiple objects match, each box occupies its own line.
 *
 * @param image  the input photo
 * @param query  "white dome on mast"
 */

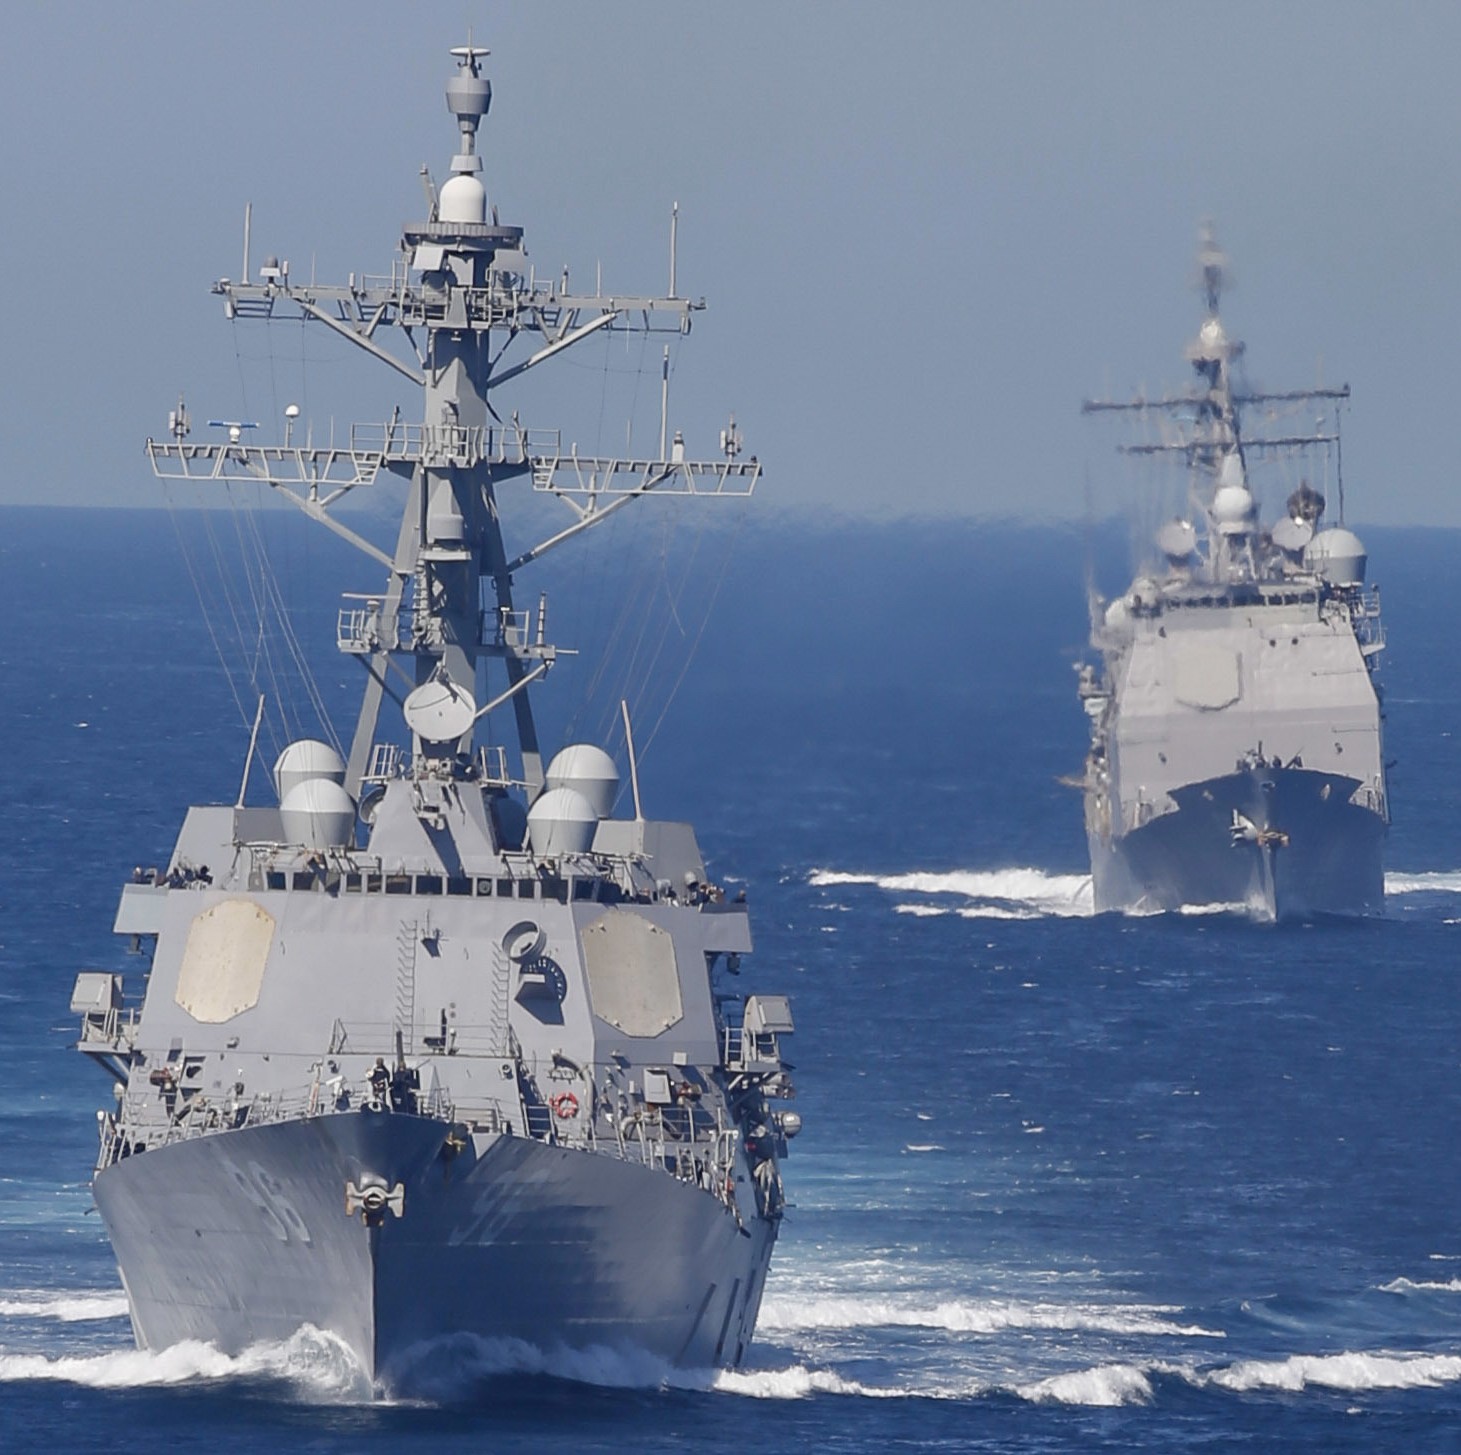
xmin=438 ymin=174 xmax=486 ymax=224
xmin=1211 ymin=454 xmax=1256 ymax=535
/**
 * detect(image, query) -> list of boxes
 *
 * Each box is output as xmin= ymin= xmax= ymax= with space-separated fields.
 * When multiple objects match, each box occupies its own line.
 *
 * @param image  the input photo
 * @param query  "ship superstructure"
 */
xmin=1078 ymin=233 xmax=1386 ymax=920
xmin=71 ymin=42 xmax=797 ymax=1387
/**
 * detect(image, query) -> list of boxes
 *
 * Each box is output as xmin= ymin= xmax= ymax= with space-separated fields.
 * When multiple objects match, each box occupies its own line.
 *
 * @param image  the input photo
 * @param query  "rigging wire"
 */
xmin=198 ymin=497 xmax=283 ymax=744
xmin=561 ymin=330 xmax=650 ymax=739
xmin=584 ymin=502 xmax=679 ymax=744
xmin=162 ymin=484 xmax=255 ymax=735
xmin=235 ymin=486 xmax=345 ymax=756
xmin=572 ymin=333 xmax=753 ymax=763
xmin=572 ymin=518 xmax=661 ymax=735
xmin=257 ymin=323 xmax=325 ymax=744
xmin=221 ymin=484 xmax=297 ymax=752
xmin=559 ymin=327 xmax=662 ymax=744
xmin=637 ymin=503 xmax=748 ymax=760
xmin=224 ymin=317 xmax=293 ymax=763
xmin=151 ymin=316 xmax=348 ymax=789
xmin=607 ymin=498 xmax=710 ymax=745
xmin=243 ymin=315 xmax=345 ymax=753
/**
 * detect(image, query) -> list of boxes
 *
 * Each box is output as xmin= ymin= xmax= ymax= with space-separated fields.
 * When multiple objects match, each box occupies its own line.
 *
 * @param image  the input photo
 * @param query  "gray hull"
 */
xmin=1091 ymin=765 xmax=1385 ymax=920
xmin=76 ymin=42 xmax=798 ymax=1395
xmin=94 ymin=1111 xmax=774 ymax=1387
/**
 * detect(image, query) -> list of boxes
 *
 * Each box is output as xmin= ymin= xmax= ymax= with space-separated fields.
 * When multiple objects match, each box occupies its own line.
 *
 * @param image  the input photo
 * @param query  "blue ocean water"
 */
xmin=4 ymin=506 xmax=1461 ymax=1451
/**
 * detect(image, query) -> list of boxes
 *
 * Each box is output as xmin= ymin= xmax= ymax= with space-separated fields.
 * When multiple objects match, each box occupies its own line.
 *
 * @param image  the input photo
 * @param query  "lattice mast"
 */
xmin=148 ymin=42 xmax=759 ymax=799
xmin=1081 ymin=227 xmax=1348 ymax=583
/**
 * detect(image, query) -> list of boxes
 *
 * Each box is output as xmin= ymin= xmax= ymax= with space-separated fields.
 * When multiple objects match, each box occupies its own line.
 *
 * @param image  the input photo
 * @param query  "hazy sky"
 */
xmin=3 ymin=1 xmax=1459 ymax=524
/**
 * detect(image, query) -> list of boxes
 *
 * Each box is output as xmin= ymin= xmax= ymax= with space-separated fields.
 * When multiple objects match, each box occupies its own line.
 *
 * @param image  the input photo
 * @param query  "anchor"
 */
xmin=344 ymin=1177 xmax=405 ymax=1226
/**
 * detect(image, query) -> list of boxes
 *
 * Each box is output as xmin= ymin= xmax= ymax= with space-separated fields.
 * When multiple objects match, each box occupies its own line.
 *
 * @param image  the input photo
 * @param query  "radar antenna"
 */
xmin=445 ymin=37 xmax=492 ymax=169
xmin=168 ymin=395 xmax=190 ymax=442
xmin=449 ymin=42 xmax=490 ymax=73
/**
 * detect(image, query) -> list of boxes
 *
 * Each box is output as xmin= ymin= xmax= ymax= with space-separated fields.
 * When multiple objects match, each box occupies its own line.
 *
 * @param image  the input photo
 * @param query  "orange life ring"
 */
xmin=550 ymin=1091 xmax=579 ymax=1120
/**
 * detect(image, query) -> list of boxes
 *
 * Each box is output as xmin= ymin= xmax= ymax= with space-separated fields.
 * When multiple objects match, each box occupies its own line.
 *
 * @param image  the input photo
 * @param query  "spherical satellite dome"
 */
xmin=279 ymin=778 xmax=357 ymax=851
xmin=273 ymin=739 xmax=346 ymax=801
xmin=1157 ymin=518 xmax=1197 ymax=562
xmin=526 ymin=786 xmax=599 ymax=858
xmin=1270 ymin=516 xmax=1314 ymax=557
xmin=438 ymin=173 xmax=486 ymax=225
xmin=1304 ymin=527 xmax=1367 ymax=586
xmin=1197 ymin=317 xmax=1228 ymax=352
xmin=545 ymin=744 xmax=620 ymax=818
xmin=1211 ymin=483 xmax=1257 ymax=534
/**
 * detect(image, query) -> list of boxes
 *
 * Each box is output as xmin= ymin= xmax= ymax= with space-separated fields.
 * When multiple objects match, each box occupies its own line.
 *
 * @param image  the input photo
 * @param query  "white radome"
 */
xmin=273 ymin=739 xmax=346 ymax=801
xmin=526 ymin=786 xmax=599 ymax=857
xmin=438 ymin=173 xmax=486 ymax=224
xmin=545 ymin=743 xmax=620 ymax=818
xmin=279 ymin=778 xmax=356 ymax=851
xmin=1211 ymin=483 xmax=1256 ymax=532
xmin=1304 ymin=526 xmax=1368 ymax=586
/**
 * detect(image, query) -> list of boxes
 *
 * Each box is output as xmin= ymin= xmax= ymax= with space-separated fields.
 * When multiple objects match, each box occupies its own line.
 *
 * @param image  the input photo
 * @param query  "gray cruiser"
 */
xmin=70 ymin=42 xmax=796 ymax=1387
xmin=1078 ymin=233 xmax=1386 ymax=920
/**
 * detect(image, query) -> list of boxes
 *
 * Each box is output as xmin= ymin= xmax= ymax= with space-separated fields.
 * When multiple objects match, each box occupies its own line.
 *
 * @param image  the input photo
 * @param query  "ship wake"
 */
xmin=1385 ymin=869 xmax=1461 ymax=897
xmin=0 ymin=1325 xmax=371 ymax=1401
xmin=812 ymin=864 xmax=1461 ymax=920
xmin=4 ymin=1310 xmax=1458 ymax=1411
xmin=758 ymin=1292 xmax=1223 ymax=1338
xmin=810 ymin=867 xmax=1094 ymax=920
xmin=709 ymin=1346 xmax=1461 ymax=1406
xmin=0 ymin=1290 xmax=129 ymax=1322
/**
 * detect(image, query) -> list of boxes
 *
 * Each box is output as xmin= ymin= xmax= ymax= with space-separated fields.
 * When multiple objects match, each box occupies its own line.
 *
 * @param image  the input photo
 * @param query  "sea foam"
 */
xmin=709 ymin=1364 xmax=903 ymax=1399
xmin=0 ymin=1325 xmax=367 ymax=1400
xmin=1015 ymin=1361 xmax=1155 ymax=1406
xmin=0 ymin=1291 xmax=128 ymax=1322
xmin=817 ymin=863 xmax=1461 ymax=919
xmin=1385 ymin=870 xmax=1461 ymax=895
xmin=1199 ymin=1350 xmax=1461 ymax=1394
xmin=757 ymin=1294 xmax=1222 ymax=1339
xmin=811 ymin=867 xmax=1093 ymax=918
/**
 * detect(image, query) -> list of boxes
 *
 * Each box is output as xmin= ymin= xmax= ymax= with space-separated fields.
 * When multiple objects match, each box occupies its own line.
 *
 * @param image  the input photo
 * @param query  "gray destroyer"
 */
xmin=1079 ymin=234 xmax=1387 ymax=920
xmin=71 ymin=43 xmax=797 ymax=1386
